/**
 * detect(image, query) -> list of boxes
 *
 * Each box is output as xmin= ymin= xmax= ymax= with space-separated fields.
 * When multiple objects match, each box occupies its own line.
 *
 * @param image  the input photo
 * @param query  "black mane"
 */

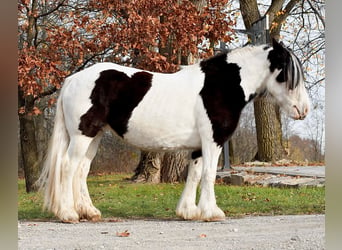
xmin=267 ymin=41 xmax=303 ymax=90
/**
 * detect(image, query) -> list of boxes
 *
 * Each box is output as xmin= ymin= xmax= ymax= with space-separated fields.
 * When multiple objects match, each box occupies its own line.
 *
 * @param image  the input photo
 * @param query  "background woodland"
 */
xmin=18 ymin=0 xmax=325 ymax=191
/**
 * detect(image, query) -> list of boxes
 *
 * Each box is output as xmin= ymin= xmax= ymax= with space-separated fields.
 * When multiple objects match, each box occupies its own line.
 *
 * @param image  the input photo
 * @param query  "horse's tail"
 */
xmin=36 ymin=81 xmax=70 ymax=214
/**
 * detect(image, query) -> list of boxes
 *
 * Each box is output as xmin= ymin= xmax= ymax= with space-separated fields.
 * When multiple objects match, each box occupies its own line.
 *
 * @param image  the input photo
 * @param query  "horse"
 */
xmin=37 ymin=39 xmax=310 ymax=223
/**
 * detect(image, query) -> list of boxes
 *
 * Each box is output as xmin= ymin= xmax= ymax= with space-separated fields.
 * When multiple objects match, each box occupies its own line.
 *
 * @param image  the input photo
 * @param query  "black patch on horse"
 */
xmin=248 ymin=93 xmax=257 ymax=102
xmin=199 ymin=53 xmax=247 ymax=147
xmin=191 ymin=150 xmax=202 ymax=160
xmin=267 ymin=41 xmax=290 ymax=83
xmin=267 ymin=39 xmax=301 ymax=90
xmin=79 ymin=69 xmax=152 ymax=137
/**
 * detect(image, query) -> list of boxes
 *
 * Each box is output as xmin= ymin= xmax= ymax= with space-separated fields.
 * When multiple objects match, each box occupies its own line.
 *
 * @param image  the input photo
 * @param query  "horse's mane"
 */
xmin=285 ymin=50 xmax=304 ymax=90
xmin=268 ymin=45 xmax=304 ymax=91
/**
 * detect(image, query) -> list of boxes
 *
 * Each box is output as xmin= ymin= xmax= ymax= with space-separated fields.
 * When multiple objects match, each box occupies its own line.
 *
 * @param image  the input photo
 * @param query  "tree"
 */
xmin=18 ymin=0 xmax=236 ymax=189
xmin=238 ymin=0 xmax=293 ymax=162
xmin=18 ymin=0 xmax=68 ymax=192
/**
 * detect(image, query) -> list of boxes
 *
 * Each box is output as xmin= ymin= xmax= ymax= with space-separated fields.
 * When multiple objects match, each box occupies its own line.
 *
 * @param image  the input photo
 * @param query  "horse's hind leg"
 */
xmin=176 ymin=153 xmax=202 ymax=220
xmin=58 ymin=134 xmax=94 ymax=223
xmin=73 ymin=132 xmax=103 ymax=221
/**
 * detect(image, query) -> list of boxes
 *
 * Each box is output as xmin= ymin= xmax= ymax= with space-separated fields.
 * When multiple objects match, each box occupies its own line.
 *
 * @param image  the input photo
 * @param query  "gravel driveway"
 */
xmin=18 ymin=214 xmax=324 ymax=250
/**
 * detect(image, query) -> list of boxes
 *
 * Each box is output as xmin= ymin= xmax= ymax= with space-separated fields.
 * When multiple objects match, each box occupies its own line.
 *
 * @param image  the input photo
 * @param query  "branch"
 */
xmin=307 ymin=0 xmax=325 ymax=28
xmin=35 ymin=86 xmax=57 ymax=100
xmin=282 ymin=0 xmax=301 ymax=18
xmin=307 ymin=78 xmax=325 ymax=90
xmin=276 ymin=0 xmax=300 ymax=23
xmin=36 ymin=0 xmax=66 ymax=19
xmin=266 ymin=0 xmax=285 ymax=23
xmin=73 ymin=48 xmax=113 ymax=73
xmin=270 ymin=0 xmax=300 ymax=37
xmin=33 ymin=16 xmax=39 ymax=47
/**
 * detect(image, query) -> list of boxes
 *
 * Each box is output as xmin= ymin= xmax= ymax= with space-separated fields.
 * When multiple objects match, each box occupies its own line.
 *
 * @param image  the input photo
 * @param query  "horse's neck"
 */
xmin=228 ymin=46 xmax=270 ymax=101
xmin=228 ymin=46 xmax=269 ymax=69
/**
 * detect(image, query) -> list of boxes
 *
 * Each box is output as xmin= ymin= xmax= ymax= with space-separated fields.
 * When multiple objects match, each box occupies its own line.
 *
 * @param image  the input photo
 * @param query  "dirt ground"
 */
xmin=18 ymin=214 xmax=324 ymax=250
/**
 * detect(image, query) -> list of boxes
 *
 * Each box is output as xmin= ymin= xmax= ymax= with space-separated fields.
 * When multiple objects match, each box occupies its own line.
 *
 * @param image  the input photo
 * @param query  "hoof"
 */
xmin=202 ymin=215 xmax=226 ymax=222
xmin=176 ymin=204 xmax=200 ymax=220
xmin=84 ymin=213 xmax=101 ymax=222
xmin=198 ymin=205 xmax=226 ymax=222
xmin=77 ymin=206 xmax=102 ymax=222
xmin=58 ymin=210 xmax=80 ymax=224
xmin=61 ymin=218 xmax=79 ymax=224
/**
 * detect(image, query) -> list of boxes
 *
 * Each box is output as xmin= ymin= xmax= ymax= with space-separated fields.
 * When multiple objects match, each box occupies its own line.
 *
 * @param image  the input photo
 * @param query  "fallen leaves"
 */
xmin=116 ymin=230 xmax=130 ymax=237
xmin=242 ymin=192 xmax=257 ymax=202
xmin=113 ymin=229 xmax=208 ymax=239
xmin=107 ymin=218 xmax=123 ymax=223
xmin=199 ymin=233 xmax=207 ymax=238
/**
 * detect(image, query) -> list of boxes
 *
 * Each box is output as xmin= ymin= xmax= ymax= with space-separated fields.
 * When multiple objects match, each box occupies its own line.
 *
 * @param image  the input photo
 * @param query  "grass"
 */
xmin=18 ymin=174 xmax=325 ymax=220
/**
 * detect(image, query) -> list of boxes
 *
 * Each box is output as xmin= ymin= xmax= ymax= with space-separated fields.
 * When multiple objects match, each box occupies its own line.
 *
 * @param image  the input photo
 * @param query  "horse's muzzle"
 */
xmin=293 ymin=105 xmax=309 ymax=120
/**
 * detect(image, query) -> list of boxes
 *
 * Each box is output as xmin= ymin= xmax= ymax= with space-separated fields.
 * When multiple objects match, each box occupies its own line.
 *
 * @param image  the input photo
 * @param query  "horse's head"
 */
xmin=265 ymin=39 xmax=310 ymax=120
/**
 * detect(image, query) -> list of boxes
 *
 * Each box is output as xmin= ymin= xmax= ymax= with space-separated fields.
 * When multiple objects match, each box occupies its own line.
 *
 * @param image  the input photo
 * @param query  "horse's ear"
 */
xmin=271 ymin=38 xmax=284 ymax=51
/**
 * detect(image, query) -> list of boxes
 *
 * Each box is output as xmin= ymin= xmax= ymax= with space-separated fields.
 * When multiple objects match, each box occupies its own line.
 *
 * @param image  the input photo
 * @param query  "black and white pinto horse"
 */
xmin=38 ymin=39 xmax=310 ymax=223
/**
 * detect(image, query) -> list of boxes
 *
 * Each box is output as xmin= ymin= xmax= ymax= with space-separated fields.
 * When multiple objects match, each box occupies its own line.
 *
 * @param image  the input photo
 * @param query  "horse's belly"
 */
xmin=122 ymin=85 xmax=202 ymax=150
xmin=123 ymin=117 xmax=201 ymax=150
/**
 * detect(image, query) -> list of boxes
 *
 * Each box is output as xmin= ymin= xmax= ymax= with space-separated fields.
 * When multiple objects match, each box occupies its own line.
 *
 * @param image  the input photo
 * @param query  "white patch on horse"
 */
xmin=228 ymin=46 xmax=272 ymax=101
xmin=123 ymin=65 xmax=204 ymax=150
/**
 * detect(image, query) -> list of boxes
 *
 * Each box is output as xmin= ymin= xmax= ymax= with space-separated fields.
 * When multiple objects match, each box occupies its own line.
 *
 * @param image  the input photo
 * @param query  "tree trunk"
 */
xmin=20 ymin=115 xmax=40 ymax=192
xmin=160 ymin=151 xmax=189 ymax=183
xmin=132 ymin=151 xmax=164 ymax=183
xmin=228 ymin=139 xmax=239 ymax=164
xmin=132 ymin=150 xmax=190 ymax=183
xmin=253 ymin=98 xmax=285 ymax=161
xmin=239 ymin=0 xmax=261 ymax=29
xmin=240 ymin=0 xmax=287 ymax=162
xmin=19 ymin=95 xmax=40 ymax=192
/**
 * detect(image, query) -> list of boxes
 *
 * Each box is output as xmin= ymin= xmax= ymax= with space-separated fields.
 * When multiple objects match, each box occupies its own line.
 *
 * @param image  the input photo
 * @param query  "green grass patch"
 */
xmin=18 ymin=174 xmax=325 ymax=220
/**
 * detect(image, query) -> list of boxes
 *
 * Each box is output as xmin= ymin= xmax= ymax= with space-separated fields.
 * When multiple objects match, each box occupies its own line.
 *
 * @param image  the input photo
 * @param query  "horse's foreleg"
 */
xmin=73 ymin=133 xmax=102 ymax=222
xmin=176 ymin=155 xmax=202 ymax=220
xmin=57 ymin=135 xmax=93 ymax=223
xmin=197 ymin=143 xmax=225 ymax=221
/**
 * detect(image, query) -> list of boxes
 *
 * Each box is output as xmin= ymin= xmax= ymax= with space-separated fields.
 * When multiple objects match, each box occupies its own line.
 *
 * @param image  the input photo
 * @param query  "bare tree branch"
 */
xmin=36 ymin=0 xmax=67 ymax=19
xmin=266 ymin=0 xmax=285 ymax=22
xmin=270 ymin=0 xmax=301 ymax=37
xmin=307 ymin=0 xmax=325 ymax=28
